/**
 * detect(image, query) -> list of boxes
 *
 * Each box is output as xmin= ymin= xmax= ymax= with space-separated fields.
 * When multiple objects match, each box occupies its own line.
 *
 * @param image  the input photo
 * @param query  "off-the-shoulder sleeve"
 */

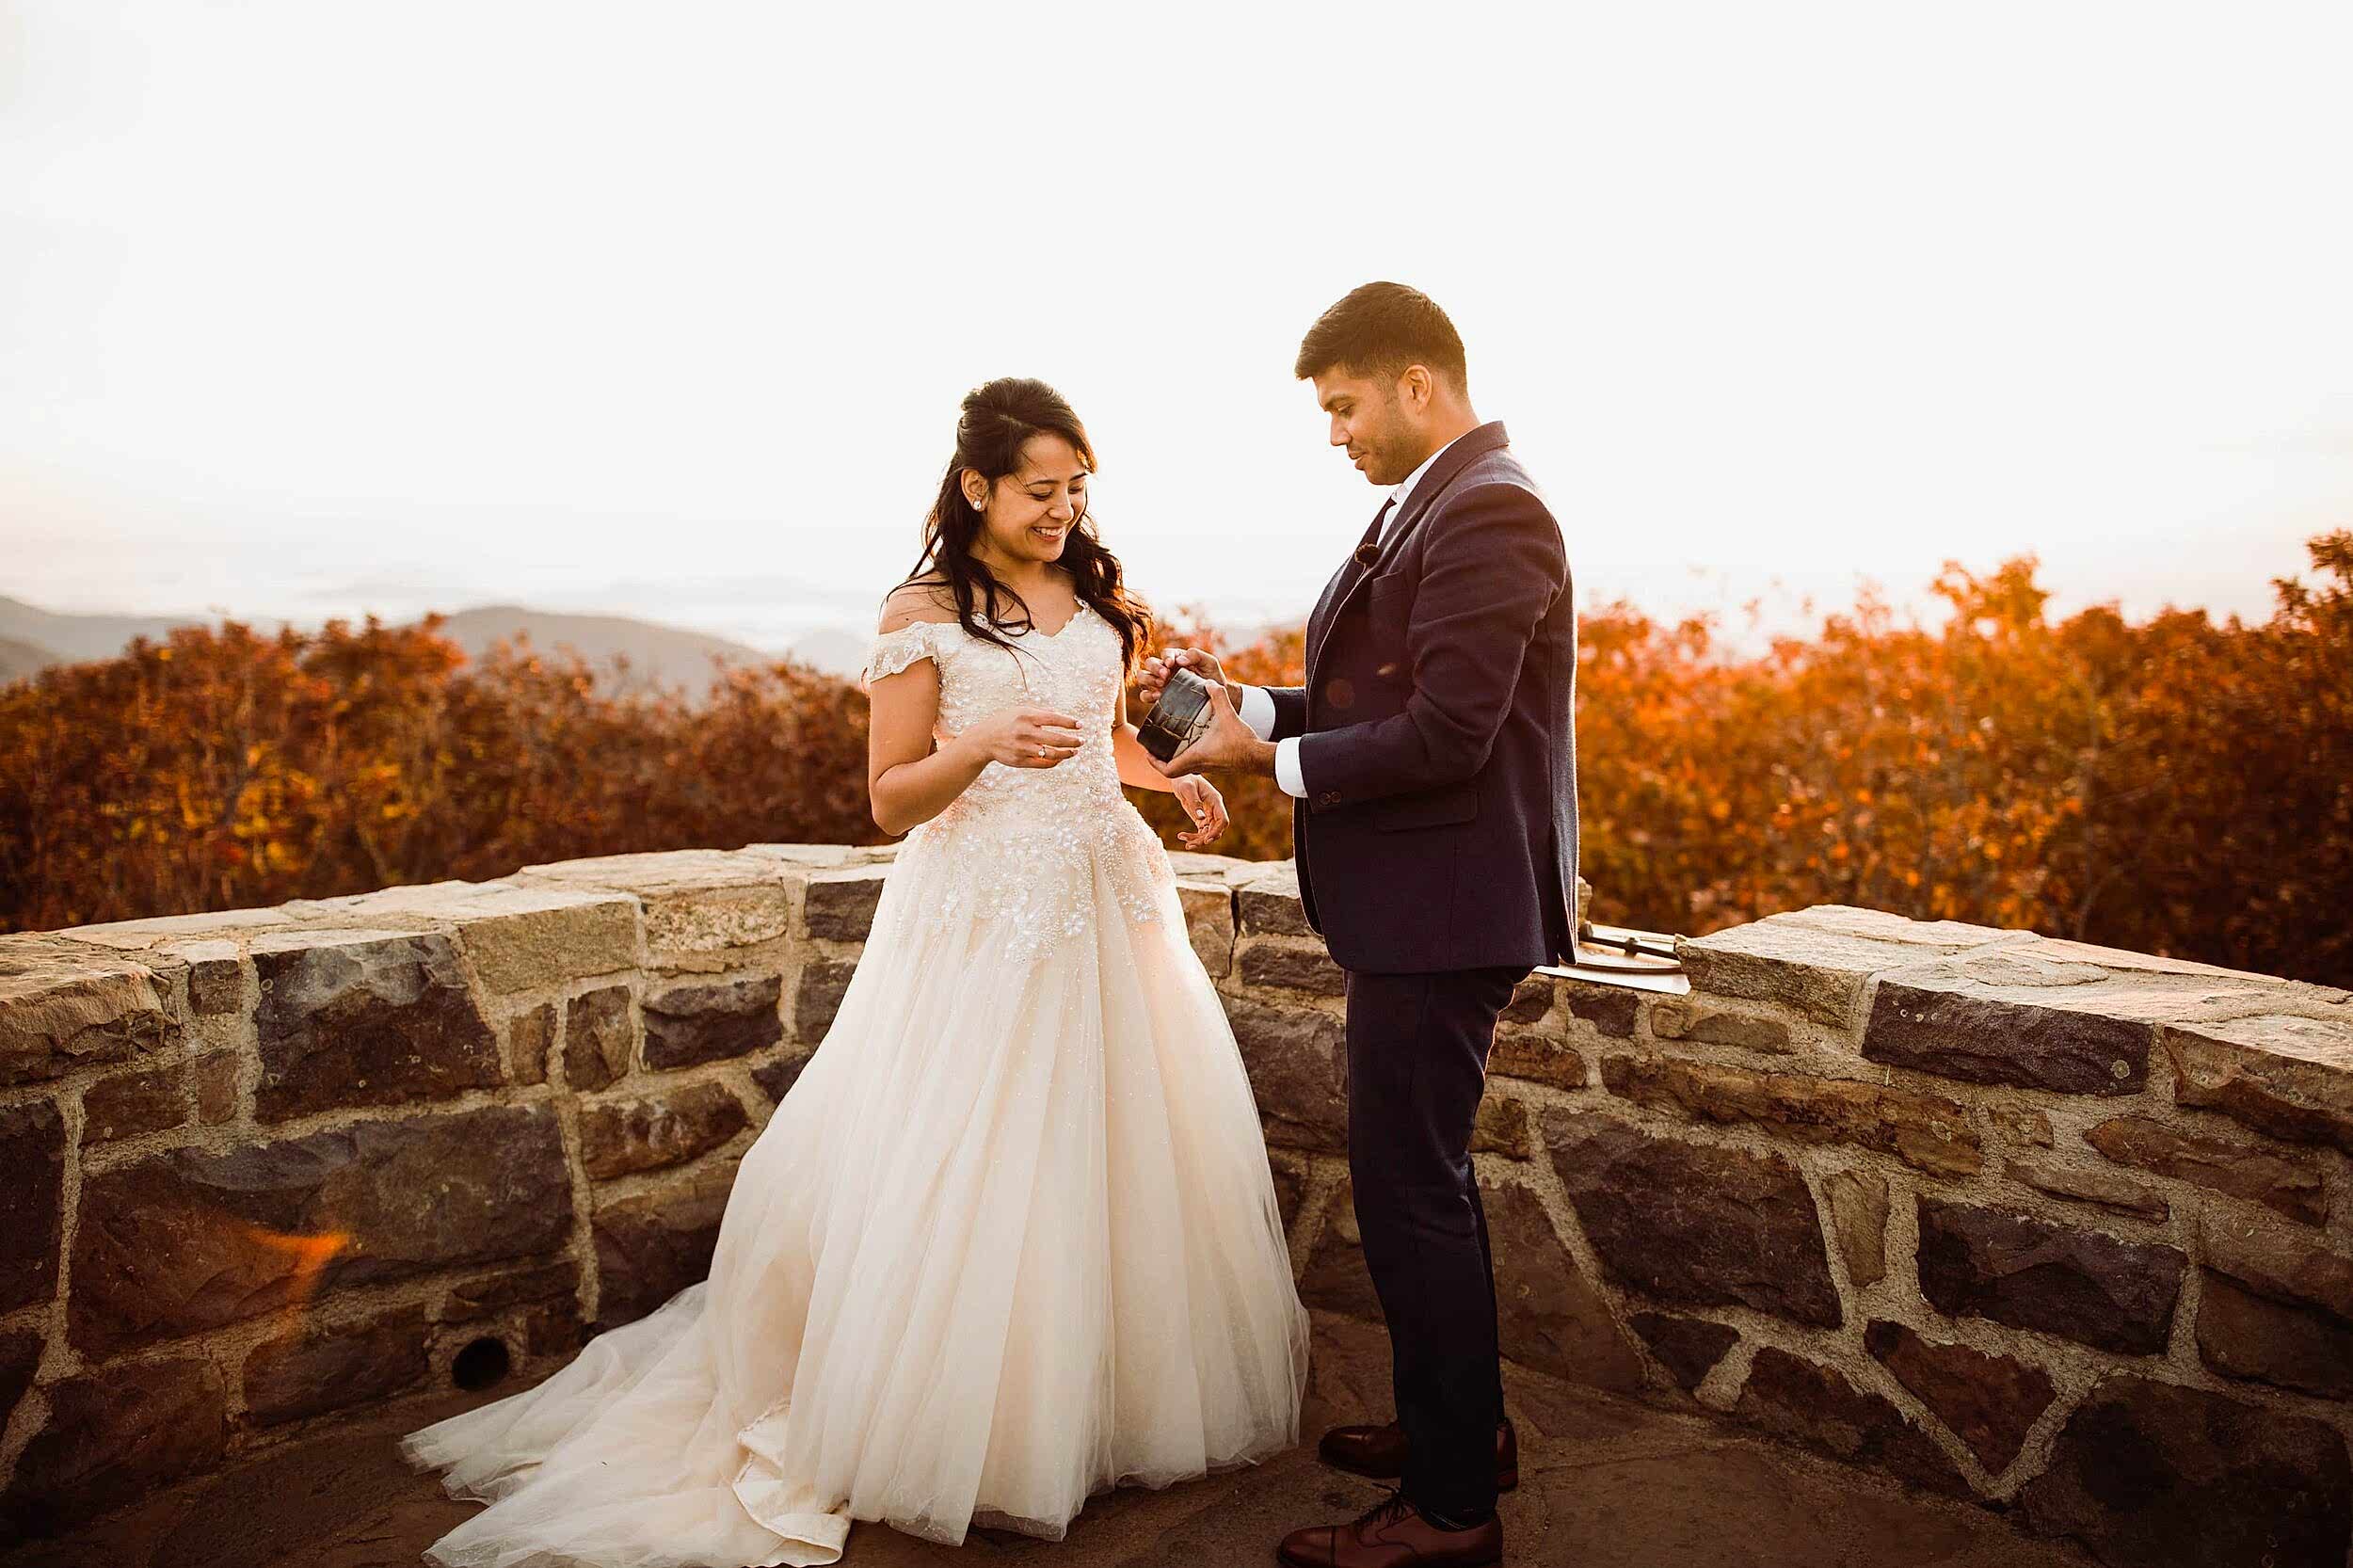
xmin=862 ymin=620 xmax=938 ymax=685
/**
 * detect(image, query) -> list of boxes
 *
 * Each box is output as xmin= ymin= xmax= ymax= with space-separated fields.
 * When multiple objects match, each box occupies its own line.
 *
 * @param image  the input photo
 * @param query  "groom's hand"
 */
xmin=1152 ymin=678 xmax=1271 ymax=777
xmin=1137 ymin=647 xmax=1235 ymax=714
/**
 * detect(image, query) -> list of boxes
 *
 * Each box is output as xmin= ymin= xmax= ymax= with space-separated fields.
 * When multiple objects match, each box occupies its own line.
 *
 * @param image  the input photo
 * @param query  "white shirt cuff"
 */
xmin=1236 ymin=682 xmax=1275 ymax=742
xmin=1274 ymin=736 xmax=1305 ymax=798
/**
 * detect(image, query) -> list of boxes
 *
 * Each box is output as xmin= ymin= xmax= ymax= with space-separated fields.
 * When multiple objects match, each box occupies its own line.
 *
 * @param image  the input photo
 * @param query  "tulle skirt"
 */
xmin=398 ymin=837 xmax=1312 ymax=1567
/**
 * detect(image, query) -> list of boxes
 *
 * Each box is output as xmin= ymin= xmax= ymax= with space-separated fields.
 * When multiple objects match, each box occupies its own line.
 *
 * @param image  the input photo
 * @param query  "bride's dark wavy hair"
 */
xmin=893 ymin=377 xmax=1152 ymax=676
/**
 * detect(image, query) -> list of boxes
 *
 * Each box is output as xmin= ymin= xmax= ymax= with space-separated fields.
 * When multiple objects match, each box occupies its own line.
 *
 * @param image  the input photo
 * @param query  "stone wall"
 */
xmin=3 ymin=848 xmax=2351 ymax=1567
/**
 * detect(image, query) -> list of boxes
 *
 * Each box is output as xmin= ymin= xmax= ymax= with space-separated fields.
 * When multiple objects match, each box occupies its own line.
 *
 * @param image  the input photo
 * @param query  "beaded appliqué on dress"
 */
xmin=862 ymin=600 xmax=1176 ymax=962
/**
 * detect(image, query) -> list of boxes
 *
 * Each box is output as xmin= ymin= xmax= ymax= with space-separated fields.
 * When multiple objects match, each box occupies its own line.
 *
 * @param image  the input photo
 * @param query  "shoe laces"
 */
xmin=1356 ymin=1486 xmax=1418 ymax=1532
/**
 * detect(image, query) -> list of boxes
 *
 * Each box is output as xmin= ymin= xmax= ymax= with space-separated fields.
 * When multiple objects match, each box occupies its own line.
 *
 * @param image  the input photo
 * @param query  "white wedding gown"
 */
xmin=398 ymin=598 xmax=1313 ymax=1567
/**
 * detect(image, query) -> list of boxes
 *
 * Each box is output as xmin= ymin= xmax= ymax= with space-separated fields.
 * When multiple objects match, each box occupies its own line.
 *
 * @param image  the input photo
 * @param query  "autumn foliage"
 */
xmin=5 ymin=532 xmax=2347 ymax=987
xmin=0 ymin=621 xmax=874 ymax=930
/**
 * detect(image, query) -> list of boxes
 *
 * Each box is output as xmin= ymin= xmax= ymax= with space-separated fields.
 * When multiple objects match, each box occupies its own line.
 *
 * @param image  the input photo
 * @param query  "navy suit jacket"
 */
xmin=1261 ymin=421 xmax=1577 ymax=973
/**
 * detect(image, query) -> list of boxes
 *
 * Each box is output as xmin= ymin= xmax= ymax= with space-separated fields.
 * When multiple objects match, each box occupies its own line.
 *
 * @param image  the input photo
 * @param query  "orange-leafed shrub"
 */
xmin=1128 ymin=532 xmax=2353 ymax=986
xmin=0 ymin=616 xmax=877 ymax=931
xmin=5 ymin=532 xmax=2347 ymax=986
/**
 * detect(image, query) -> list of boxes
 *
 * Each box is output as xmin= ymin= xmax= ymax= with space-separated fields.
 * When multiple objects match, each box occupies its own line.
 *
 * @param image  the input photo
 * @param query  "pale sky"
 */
xmin=5 ymin=1 xmax=2351 ymax=650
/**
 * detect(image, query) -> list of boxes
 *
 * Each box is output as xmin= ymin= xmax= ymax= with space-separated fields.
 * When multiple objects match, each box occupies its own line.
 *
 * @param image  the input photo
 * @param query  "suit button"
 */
xmin=1316 ymin=792 xmax=1339 ymax=807
xmin=1323 ymin=678 xmax=1354 ymax=709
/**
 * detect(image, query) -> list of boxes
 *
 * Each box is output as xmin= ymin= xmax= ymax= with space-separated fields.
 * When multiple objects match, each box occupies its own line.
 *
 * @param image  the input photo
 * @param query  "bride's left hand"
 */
xmin=1171 ymin=774 xmax=1228 ymax=849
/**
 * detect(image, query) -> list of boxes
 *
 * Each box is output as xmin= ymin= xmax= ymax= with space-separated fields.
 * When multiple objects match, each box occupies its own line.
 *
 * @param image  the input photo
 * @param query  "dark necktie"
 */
xmin=1352 ymin=499 xmax=1395 ymax=571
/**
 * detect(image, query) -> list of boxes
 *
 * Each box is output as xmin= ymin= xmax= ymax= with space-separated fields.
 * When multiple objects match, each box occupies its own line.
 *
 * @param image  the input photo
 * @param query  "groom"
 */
xmin=1145 ymin=281 xmax=1576 ymax=1567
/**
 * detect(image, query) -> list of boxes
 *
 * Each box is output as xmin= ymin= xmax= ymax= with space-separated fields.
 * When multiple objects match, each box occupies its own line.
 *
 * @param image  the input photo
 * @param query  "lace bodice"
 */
xmin=862 ymin=600 xmax=1176 ymax=959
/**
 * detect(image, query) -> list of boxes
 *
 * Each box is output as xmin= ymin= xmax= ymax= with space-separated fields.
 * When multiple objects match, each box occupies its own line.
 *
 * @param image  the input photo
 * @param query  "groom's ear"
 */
xmin=1397 ymin=364 xmax=1435 ymax=413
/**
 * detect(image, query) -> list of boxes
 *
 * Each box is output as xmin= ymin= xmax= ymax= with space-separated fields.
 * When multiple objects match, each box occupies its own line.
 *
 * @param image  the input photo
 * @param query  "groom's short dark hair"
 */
xmin=1294 ymin=282 xmax=1468 ymax=393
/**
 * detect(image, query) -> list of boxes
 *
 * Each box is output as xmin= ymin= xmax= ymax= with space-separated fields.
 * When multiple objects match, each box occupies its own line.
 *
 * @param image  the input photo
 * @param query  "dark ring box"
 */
xmin=1138 ymin=667 xmax=1216 ymax=762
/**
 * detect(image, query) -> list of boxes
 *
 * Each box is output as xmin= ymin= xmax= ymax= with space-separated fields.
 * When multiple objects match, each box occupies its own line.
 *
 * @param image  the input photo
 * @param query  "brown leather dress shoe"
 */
xmin=1276 ymin=1486 xmax=1504 ymax=1567
xmin=1317 ymin=1416 xmax=1518 ymax=1492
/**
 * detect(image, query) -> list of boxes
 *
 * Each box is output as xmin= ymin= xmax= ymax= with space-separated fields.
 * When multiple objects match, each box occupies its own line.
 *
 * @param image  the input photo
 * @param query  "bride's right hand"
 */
xmin=958 ymin=706 xmax=1086 ymax=768
xmin=1137 ymin=648 xmax=1232 ymax=713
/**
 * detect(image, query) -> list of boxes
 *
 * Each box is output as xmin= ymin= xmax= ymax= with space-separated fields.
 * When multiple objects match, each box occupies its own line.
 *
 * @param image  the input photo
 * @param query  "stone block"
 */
xmin=1161 ymin=850 xmax=1254 ymax=883
xmin=1471 ymin=1094 xmax=1531 ymax=1159
xmin=802 ymin=866 xmax=888 ymax=941
xmin=190 ymin=1051 xmax=241 ymax=1123
xmin=2195 ymin=1269 xmax=2353 ymax=1400
xmin=0 ymin=937 xmax=181 ymax=1087
xmin=1175 ymin=879 xmax=1235 ymax=978
xmin=241 ymin=1304 xmax=432 ymax=1426
xmin=1559 ymin=977 xmax=1639 ymax=1038
xmin=289 ymin=880 xmax=640 ymax=994
xmin=2004 ymin=1153 xmax=2169 ymax=1222
xmin=1267 ymin=1155 xmax=1307 ymax=1237
xmin=2023 ymin=1374 xmax=2351 ymax=1568
xmin=751 ymin=1051 xmax=811 ymax=1106
xmin=1734 ymin=1347 xmax=1972 ymax=1498
xmin=2164 ymin=1014 xmax=2353 ymax=1156
xmin=1239 ymin=941 xmax=1346 ymax=998
xmin=250 ymin=929 xmax=503 ymax=1121
xmin=0 ymin=1328 xmax=39 ymax=1435
xmin=1627 ymin=1312 xmax=1738 ymax=1391
xmin=1821 ymin=1166 xmax=1890 ymax=1288
xmin=1600 ymin=1054 xmax=1980 ymax=1177
xmin=1647 ymin=999 xmax=1794 ymax=1053
xmin=592 ymin=1163 xmax=735 ymax=1329
xmin=2087 ymin=1113 xmax=2327 ymax=1225
xmin=1990 ymin=1102 xmax=2055 ymax=1148
xmin=2197 ymin=1211 xmax=2353 ymax=1324
xmin=1236 ymin=861 xmax=1311 ymax=936
xmin=1545 ymin=1111 xmax=1841 ymax=1326
xmin=1298 ymin=1178 xmax=1382 ymax=1320
xmin=1500 ymin=974 xmax=1554 ymax=1025
xmin=578 ymin=1080 xmax=749 ymax=1180
xmin=1676 ymin=906 xmax=2019 ymax=1028
xmin=68 ymin=1104 xmax=572 ymax=1357
xmin=739 ymin=843 xmax=889 ymax=869
xmin=446 ymin=887 xmax=641 ymax=992
xmin=79 ymin=1061 xmax=189 ymax=1144
xmin=564 ymin=984 xmax=635 ymax=1091
xmin=791 ymin=960 xmax=856 ymax=1045
xmin=440 ymin=1259 xmax=581 ymax=1323
xmin=1914 ymin=1197 xmax=2185 ymax=1355
xmin=507 ymin=1000 xmax=555 ymax=1087
xmin=518 ymin=849 xmax=796 ymax=961
xmin=1864 ymin=1319 xmax=2056 ymax=1471
xmin=1487 ymin=1028 xmax=1585 ymax=1090
xmin=1865 ymin=973 xmax=2150 ymax=1096
xmin=0 ymin=1101 xmax=65 ymax=1313
xmin=643 ymin=972 xmax=783 ymax=1068
xmin=56 ymin=906 xmax=292 ymax=945
xmin=0 ymin=1355 xmax=225 ymax=1539
xmin=182 ymin=940 xmax=244 ymax=1015
xmin=1482 ymin=1180 xmax=1644 ymax=1391
xmin=1226 ymin=998 xmax=1349 ymax=1152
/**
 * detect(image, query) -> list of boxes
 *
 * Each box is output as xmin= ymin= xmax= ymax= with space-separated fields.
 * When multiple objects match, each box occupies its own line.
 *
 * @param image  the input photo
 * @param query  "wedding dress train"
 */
xmin=398 ymin=598 xmax=1312 ymax=1567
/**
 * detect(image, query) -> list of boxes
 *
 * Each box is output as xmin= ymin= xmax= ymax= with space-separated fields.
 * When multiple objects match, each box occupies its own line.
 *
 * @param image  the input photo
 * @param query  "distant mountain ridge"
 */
xmin=0 ymin=594 xmax=865 ymax=694
xmin=0 ymin=634 xmax=58 ymax=684
xmin=424 ymin=604 xmax=772 ymax=694
xmin=0 ymin=594 xmax=214 ymax=664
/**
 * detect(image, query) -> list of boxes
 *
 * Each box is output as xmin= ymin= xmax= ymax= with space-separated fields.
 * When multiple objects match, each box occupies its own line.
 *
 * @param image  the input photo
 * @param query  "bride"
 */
xmin=397 ymin=376 xmax=1314 ymax=1567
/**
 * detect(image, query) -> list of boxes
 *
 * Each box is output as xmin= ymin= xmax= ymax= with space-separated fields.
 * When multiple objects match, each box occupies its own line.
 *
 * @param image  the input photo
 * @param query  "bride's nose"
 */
xmin=1048 ymin=497 xmax=1077 ymax=521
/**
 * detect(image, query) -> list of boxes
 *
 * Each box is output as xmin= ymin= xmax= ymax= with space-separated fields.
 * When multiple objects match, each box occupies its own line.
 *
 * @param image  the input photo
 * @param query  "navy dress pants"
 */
xmin=1339 ymin=962 xmax=1529 ymax=1522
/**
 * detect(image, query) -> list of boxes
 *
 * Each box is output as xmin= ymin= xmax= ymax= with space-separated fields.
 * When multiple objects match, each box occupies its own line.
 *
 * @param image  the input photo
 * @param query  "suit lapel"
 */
xmin=1306 ymin=498 xmax=1395 ymax=659
xmin=1307 ymin=421 xmax=1510 ymax=683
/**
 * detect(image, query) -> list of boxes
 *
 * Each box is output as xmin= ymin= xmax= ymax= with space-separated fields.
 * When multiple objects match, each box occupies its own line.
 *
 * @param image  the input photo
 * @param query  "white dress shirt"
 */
xmin=1235 ymin=431 xmax=1470 ymax=796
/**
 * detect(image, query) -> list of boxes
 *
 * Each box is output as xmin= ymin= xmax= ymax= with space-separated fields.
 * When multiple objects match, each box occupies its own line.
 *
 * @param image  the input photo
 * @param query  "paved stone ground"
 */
xmin=3 ymin=1312 xmax=2090 ymax=1568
